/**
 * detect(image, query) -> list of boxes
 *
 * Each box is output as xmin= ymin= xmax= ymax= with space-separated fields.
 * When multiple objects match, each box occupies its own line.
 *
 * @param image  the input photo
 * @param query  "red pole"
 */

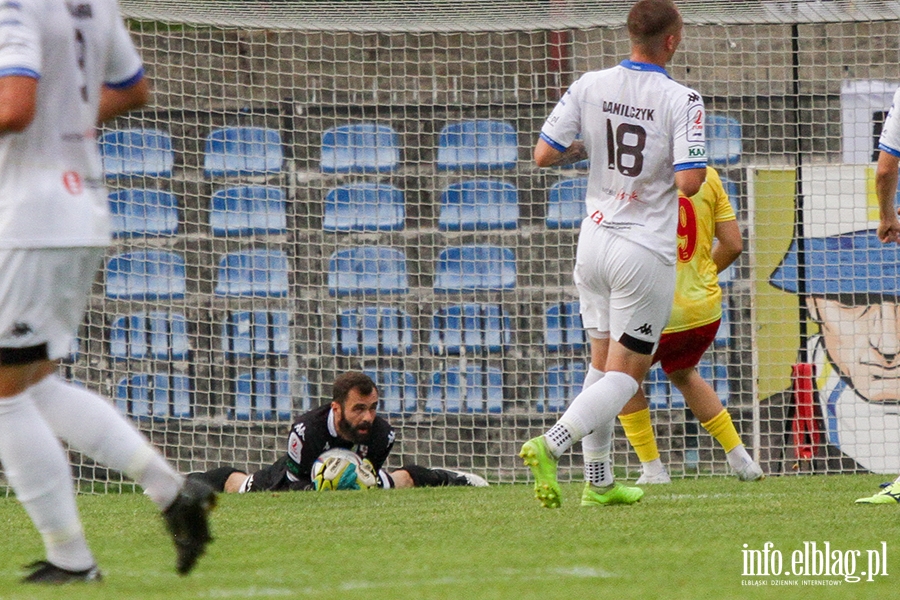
xmin=547 ymin=0 xmax=573 ymax=101
xmin=791 ymin=363 xmax=820 ymax=464
xmin=547 ymin=29 xmax=572 ymax=100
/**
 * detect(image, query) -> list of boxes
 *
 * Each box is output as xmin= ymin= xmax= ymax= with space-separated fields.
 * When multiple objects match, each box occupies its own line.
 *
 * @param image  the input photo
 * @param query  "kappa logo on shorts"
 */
xmin=634 ymin=323 xmax=653 ymax=336
xmin=10 ymin=322 xmax=32 ymax=337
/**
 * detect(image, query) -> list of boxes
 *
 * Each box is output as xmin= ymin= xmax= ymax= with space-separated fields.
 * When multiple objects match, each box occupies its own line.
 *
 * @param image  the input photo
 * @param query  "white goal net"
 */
xmin=5 ymin=0 xmax=900 ymax=492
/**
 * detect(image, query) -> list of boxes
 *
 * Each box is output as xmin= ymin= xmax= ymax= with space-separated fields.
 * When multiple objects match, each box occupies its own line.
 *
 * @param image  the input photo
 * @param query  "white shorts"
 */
xmin=573 ymin=219 xmax=675 ymax=355
xmin=0 ymin=247 xmax=104 ymax=362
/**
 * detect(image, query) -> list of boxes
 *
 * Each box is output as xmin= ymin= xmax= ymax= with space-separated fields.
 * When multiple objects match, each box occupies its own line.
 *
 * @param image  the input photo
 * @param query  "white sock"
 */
xmin=581 ymin=365 xmax=605 ymax=392
xmin=543 ymin=364 xmax=607 ymax=457
xmin=0 ymin=388 xmax=95 ymax=571
xmin=582 ymin=418 xmax=615 ymax=487
xmin=557 ymin=370 xmax=639 ymax=443
xmin=726 ymin=444 xmax=753 ymax=471
xmin=544 ymin=422 xmax=576 ymax=459
xmin=31 ymin=375 xmax=184 ymax=510
xmin=641 ymin=458 xmax=667 ymax=477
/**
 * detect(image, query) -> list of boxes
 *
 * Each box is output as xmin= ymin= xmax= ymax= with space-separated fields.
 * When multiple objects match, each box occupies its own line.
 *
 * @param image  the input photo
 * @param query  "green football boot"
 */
xmin=856 ymin=482 xmax=900 ymax=504
xmin=581 ymin=481 xmax=644 ymax=507
xmin=519 ymin=436 xmax=561 ymax=508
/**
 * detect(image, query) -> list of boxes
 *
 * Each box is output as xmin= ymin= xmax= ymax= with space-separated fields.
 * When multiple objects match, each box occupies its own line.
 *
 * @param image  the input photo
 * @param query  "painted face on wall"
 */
xmin=808 ymin=295 xmax=900 ymax=403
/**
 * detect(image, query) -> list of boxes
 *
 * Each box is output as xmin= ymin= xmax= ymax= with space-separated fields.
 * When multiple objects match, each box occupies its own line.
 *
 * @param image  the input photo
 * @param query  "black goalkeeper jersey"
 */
xmin=246 ymin=403 xmax=395 ymax=491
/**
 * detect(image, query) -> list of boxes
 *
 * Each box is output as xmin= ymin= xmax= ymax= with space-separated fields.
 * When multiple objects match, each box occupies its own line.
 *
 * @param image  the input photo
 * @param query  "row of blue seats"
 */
xmin=111 ymin=358 xmax=729 ymax=421
xmin=100 ymin=115 xmax=744 ymax=178
xmin=94 ymin=301 xmax=732 ymax=363
xmin=111 ymin=174 xmax=741 ymax=239
xmin=104 ymin=244 xmax=734 ymax=300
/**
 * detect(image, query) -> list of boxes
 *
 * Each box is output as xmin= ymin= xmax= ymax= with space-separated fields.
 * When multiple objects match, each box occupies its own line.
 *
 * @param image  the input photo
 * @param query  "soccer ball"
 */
xmin=310 ymin=448 xmax=377 ymax=491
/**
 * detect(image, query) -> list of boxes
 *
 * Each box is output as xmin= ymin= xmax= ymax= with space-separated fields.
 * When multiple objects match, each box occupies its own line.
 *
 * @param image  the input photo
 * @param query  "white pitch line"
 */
xmin=201 ymin=566 xmax=615 ymax=598
xmin=651 ymin=491 xmax=781 ymax=501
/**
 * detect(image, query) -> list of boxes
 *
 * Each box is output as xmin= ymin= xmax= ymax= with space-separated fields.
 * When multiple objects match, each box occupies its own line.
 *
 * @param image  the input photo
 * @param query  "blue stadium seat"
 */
xmin=698 ymin=359 xmax=729 ymax=406
xmin=429 ymin=303 xmax=510 ymax=355
xmin=668 ymin=362 xmax=725 ymax=409
xmin=715 ymin=302 xmax=731 ymax=348
xmin=438 ymin=179 xmax=519 ymax=231
xmin=210 ymin=186 xmax=287 ymax=237
xmin=214 ymin=249 xmax=290 ymax=297
xmin=100 ymin=128 xmax=174 ymax=178
xmin=539 ymin=361 xmax=587 ymax=412
xmin=328 ymin=246 xmax=409 ymax=296
xmin=720 ymin=175 xmax=740 ymax=213
xmin=364 ymin=368 xmax=417 ymax=415
xmin=109 ymin=189 xmax=179 ymax=238
xmin=203 ymin=126 xmax=283 ymax=177
xmin=433 ymin=245 xmax=516 ymax=293
xmin=332 ymin=306 xmax=413 ymax=356
xmin=222 ymin=310 xmax=290 ymax=359
xmin=323 ymin=182 xmax=405 ymax=232
xmin=436 ymin=120 xmax=518 ymax=171
xmin=232 ymin=368 xmax=293 ymax=421
xmin=705 ymin=114 xmax=742 ymax=166
xmin=320 ymin=122 xmax=400 ymax=174
xmin=718 ymin=263 xmax=735 ymax=288
xmin=645 ymin=366 xmax=671 ymax=410
xmin=105 ymin=250 xmax=186 ymax=300
xmin=65 ymin=337 xmax=80 ymax=363
xmin=115 ymin=372 xmax=192 ymax=421
xmin=544 ymin=301 xmax=586 ymax=352
xmin=425 ymin=365 xmax=503 ymax=413
xmin=546 ymin=178 xmax=587 ymax=229
xmin=110 ymin=312 xmax=189 ymax=361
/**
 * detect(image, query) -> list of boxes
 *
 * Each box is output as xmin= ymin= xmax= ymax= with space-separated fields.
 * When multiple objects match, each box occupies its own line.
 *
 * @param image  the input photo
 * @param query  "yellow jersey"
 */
xmin=665 ymin=167 xmax=736 ymax=333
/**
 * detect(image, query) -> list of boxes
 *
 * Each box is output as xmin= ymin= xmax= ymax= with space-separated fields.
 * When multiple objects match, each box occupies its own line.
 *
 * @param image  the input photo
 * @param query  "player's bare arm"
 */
xmin=0 ymin=75 xmax=37 ymax=132
xmin=675 ymin=166 xmax=706 ymax=199
xmin=875 ymin=149 xmax=900 ymax=244
xmin=97 ymin=77 xmax=150 ymax=124
xmin=711 ymin=219 xmax=742 ymax=273
xmin=533 ymin=138 xmax=587 ymax=168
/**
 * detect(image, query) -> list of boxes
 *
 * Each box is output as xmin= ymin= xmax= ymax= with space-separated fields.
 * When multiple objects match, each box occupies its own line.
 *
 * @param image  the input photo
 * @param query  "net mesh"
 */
xmin=5 ymin=0 xmax=900 ymax=493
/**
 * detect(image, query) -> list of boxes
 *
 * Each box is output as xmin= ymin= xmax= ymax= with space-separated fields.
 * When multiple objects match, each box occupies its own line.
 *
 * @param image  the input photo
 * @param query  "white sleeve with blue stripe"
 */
xmin=104 ymin=0 xmax=143 ymax=88
xmin=539 ymin=76 xmax=583 ymax=152
xmin=878 ymin=86 xmax=900 ymax=158
xmin=0 ymin=0 xmax=40 ymax=79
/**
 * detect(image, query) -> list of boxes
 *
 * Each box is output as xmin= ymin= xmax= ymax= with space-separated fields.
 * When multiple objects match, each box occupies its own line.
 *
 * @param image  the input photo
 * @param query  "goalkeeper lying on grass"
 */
xmin=190 ymin=371 xmax=488 ymax=492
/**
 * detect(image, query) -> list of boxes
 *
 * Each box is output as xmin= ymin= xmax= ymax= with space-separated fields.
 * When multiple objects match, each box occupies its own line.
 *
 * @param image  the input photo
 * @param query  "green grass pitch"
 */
xmin=0 ymin=474 xmax=896 ymax=600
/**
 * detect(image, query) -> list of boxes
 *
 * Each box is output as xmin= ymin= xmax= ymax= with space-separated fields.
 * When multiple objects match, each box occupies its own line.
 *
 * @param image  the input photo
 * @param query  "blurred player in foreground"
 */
xmin=855 ymin=82 xmax=900 ymax=504
xmin=616 ymin=167 xmax=763 ymax=483
xmin=520 ymin=0 xmax=707 ymax=509
xmin=0 ymin=0 xmax=215 ymax=584
xmin=192 ymin=371 xmax=489 ymax=492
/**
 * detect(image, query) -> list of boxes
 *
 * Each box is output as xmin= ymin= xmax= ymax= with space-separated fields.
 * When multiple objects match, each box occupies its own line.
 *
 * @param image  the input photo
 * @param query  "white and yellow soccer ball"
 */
xmin=310 ymin=448 xmax=378 ymax=491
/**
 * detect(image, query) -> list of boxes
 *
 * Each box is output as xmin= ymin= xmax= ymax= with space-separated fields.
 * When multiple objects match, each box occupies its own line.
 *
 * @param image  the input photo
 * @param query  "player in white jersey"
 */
xmin=855 ymin=84 xmax=900 ymax=504
xmin=0 ymin=0 xmax=215 ymax=583
xmin=519 ymin=0 xmax=707 ymax=509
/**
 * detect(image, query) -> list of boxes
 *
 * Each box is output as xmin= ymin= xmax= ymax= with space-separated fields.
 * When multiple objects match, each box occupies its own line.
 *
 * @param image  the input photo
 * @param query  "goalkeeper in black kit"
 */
xmin=191 ymin=371 xmax=488 ymax=492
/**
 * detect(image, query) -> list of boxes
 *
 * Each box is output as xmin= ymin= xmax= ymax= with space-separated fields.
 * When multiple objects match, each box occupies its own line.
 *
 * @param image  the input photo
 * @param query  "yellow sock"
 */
xmin=618 ymin=408 xmax=659 ymax=463
xmin=701 ymin=409 xmax=742 ymax=453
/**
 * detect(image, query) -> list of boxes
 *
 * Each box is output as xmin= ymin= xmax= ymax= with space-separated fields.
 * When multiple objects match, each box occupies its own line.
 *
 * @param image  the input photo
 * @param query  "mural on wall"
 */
xmin=752 ymin=165 xmax=900 ymax=475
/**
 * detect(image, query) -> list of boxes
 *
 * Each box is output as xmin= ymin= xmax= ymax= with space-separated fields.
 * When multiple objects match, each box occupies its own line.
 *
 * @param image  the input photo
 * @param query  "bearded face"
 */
xmin=333 ymin=388 xmax=378 ymax=443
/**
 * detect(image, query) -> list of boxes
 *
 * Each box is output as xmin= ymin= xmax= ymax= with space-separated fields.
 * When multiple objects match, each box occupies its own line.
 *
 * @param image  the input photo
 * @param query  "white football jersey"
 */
xmin=878 ymin=86 xmax=900 ymax=157
xmin=540 ymin=61 xmax=707 ymax=264
xmin=0 ymin=0 xmax=143 ymax=248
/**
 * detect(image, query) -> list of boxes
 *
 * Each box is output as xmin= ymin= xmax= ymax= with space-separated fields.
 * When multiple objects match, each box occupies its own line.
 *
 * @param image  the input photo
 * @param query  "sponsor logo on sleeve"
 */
xmin=686 ymin=103 xmax=705 ymax=142
xmin=62 ymin=171 xmax=83 ymax=195
xmin=688 ymin=146 xmax=707 ymax=158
